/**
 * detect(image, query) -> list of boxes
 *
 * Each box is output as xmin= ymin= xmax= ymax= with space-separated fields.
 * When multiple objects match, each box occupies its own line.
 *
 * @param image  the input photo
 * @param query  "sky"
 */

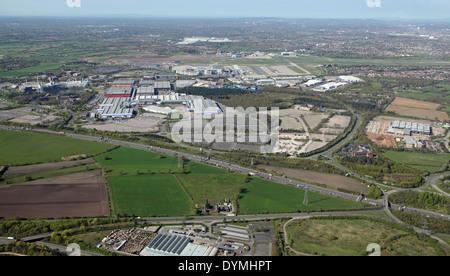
xmin=0 ymin=0 xmax=449 ymax=20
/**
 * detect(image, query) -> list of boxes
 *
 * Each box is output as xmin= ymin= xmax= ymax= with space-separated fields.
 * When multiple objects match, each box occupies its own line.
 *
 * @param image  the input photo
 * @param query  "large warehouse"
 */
xmin=97 ymin=97 xmax=134 ymax=119
xmin=111 ymin=79 xmax=136 ymax=87
xmin=142 ymin=93 xmax=222 ymax=115
xmin=387 ymin=120 xmax=431 ymax=136
xmin=106 ymin=87 xmax=135 ymax=98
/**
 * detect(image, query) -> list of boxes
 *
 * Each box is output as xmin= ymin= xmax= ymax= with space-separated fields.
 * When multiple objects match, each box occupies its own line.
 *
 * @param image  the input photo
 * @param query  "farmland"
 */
xmin=0 ymin=131 xmax=373 ymax=219
xmin=95 ymin=146 xmax=179 ymax=175
xmin=382 ymin=151 xmax=449 ymax=173
xmin=177 ymin=171 xmax=245 ymax=206
xmin=238 ymin=178 xmax=365 ymax=214
xmin=107 ymin=174 xmax=193 ymax=217
xmin=0 ymin=130 xmax=116 ymax=166
xmin=97 ymin=146 xmax=369 ymax=217
xmin=385 ymin=97 xmax=449 ymax=122
xmin=0 ymin=130 xmax=116 ymax=219
xmin=0 ymin=170 xmax=108 ymax=219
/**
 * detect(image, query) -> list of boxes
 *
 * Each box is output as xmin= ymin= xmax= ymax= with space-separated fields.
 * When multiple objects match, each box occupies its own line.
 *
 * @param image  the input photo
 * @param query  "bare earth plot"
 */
xmin=366 ymin=133 xmax=397 ymax=149
xmin=386 ymin=97 xmax=449 ymax=121
xmin=326 ymin=115 xmax=351 ymax=128
xmin=0 ymin=107 xmax=34 ymax=120
xmin=10 ymin=114 xmax=61 ymax=125
xmin=302 ymin=141 xmax=328 ymax=153
xmin=257 ymin=165 xmax=369 ymax=194
xmin=280 ymin=117 xmax=304 ymax=131
xmin=83 ymin=116 xmax=162 ymax=133
xmin=3 ymin=158 xmax=95 ymax=178
xmin=303 ymin=114 xmax=330 ymax=129
xmin=310 ymin=134 xmax=337 ymax=142
xmin=0 ymin=170 xmax=108 ymax=219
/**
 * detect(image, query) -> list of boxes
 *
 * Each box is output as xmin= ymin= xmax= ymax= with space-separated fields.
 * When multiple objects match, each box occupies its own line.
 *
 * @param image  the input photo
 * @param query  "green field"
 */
xmin=97 ymin=147 xmax=246 ymax=213
xmin=0 ymin=130 xmax=116 ymax=166
xmin=0 ymin=63 xmax=62 ymax=78
xmin=95 ymin=147 xmax=179 ymax=175
xmin=177 ymin=168 xmax=245 ymax=206
xmin=85 ymin=146 xmax=373 ymax=216
xmin=238 ymin=178 xmax=365 ymax=214
xmin=382 ymin=151 xmax=449 ymax=173
xmin=99 ymin=147 xmax=369 ymax=216
xmin=284 ymin=217 xmax=447 ymax=256
xmin=108 ymin=174 xmax=193 ymax=217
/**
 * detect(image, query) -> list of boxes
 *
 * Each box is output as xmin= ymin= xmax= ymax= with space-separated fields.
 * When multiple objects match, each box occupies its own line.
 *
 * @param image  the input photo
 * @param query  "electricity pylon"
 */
xmin=303 ymin=188 xmax=309 ymax=206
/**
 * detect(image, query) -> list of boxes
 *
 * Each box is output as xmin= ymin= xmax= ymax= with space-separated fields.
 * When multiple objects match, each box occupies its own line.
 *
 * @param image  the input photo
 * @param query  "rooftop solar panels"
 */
xmin=140 ymin=234 xmax=192 ymax=256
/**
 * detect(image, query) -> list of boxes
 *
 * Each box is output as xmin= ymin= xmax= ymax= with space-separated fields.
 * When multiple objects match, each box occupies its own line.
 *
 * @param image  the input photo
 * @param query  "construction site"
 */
xmin=365 ymin=116 xmax=446 ymax=150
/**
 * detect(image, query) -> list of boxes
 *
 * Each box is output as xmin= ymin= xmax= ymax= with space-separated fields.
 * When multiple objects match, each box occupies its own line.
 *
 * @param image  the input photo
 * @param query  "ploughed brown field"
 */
xmin=0 ymin=171 xmax=108 ymax=219
xmin=257 ymin=165 xmax=369 ymax=194
xmin=2 ymin=158 xmax=95 ymax=178
xmin=385 ymin=97 xmax=449 ymax=122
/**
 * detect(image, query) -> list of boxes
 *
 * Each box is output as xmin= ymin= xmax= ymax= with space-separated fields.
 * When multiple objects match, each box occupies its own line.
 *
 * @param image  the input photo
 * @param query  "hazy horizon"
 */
xmin=0 ymin=0 xmax=449 ymax=21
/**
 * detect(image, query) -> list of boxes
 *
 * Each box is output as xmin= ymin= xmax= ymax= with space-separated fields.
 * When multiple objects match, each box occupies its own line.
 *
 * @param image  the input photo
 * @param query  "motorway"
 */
xmin=29 ymin=126 xmax=450 ymax=222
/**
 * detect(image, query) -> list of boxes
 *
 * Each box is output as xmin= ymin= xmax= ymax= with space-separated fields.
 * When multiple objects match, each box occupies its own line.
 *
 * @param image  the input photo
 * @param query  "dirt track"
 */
xmin=0 ymin=170 xmax=108 ymax=219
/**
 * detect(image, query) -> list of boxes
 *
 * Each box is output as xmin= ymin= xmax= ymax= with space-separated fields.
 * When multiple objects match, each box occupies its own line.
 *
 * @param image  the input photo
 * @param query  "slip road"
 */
xmin=178 ymin=260 xmax=272 ymax=273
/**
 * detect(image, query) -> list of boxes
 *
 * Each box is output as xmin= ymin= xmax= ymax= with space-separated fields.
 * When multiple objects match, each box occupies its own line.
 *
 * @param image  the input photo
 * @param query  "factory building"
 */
xmin=312 ymin=82 xmax=347 ymax=92
xmin=135 ymin=86 xmax=156 ymax=102
xmin=142 ymin=93 xmax=222 ymax=115
xmin=111 ymin=79 xmax=136 ymax=87
xmin=139 ymin=233 xmax=217 ymax=256
xmin=143 ymin=105 xmax=179 ymax=117
xmin=62 ymin=80 xmax=90 ymax=88
xmin=338 ymin=76 xmax=363 ymax=83
xmin=255 ymin=79 xmax=275 ymax=86
xmin=302 ymin=79 xmax=323 ymax=87
xmin=97 ymin=97 xmax=134 ymax=119
xmin=139 ymin=80 xmax=155 ymax=86
xmin=154 ymin=81 xmax=172 ymax=94
xmin=388 ymin=120 xmax=431 ymax=136
xmin=105 ymin=87 xmax=135 ymax=98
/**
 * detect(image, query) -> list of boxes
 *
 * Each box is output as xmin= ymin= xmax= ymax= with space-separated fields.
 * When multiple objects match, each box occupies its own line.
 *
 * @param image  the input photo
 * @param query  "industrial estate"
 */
xmin=0 ymin=10 xmax=449 ymax=259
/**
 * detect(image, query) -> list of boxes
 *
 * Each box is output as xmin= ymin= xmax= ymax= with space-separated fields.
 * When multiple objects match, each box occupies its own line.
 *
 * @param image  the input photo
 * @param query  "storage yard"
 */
xmin=97 ymin=224 xmax=254 ymax=256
